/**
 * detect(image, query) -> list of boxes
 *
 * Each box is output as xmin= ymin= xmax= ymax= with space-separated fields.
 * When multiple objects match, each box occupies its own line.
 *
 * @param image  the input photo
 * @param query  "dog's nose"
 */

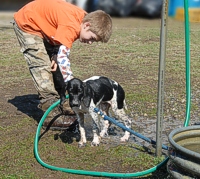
xmin=72 ymin=103 xmax=79 ymax=107
xmin=71 ymin=100 xmax=79 ymax=107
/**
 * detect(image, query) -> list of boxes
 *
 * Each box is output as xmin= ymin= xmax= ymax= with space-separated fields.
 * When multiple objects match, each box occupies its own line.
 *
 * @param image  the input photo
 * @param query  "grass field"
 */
xmin=1 ymin=12 xmax=200 ymax=179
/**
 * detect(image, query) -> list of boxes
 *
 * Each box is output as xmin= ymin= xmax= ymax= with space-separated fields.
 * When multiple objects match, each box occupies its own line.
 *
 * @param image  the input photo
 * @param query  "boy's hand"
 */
xmin=51 ymin=60 xmax=57 ymax=71
xmin=51 ymin=55 xmax=58 ymax=71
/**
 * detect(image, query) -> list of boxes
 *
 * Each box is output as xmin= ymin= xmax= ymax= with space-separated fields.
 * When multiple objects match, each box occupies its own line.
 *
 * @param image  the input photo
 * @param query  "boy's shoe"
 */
xmin=38 ymin=98 xmax=77 ymax=130
xmin=42 ymin=113 xmax=77 ymax=131
xmin=62 ymin=99 xmax=75 ymax=115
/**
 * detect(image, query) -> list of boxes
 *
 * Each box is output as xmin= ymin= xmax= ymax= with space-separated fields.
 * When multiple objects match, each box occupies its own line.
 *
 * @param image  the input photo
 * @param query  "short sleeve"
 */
xmin=54 ymin=24 xmax=80 ymax=48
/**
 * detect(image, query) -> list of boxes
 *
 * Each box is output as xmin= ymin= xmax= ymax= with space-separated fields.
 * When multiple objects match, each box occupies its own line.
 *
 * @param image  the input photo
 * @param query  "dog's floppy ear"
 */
xmin=82 ymin=82 xmax=92 ymax=108
xmin=60 ymin=81 xmax=69 ymax=106
xmin=64 ymin=81 xmax=68 ymax=91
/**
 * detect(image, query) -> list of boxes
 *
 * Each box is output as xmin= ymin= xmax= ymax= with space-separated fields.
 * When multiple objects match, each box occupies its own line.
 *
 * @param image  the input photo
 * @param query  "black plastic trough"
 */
xmin=167 ymin=125 xmax=200 ymax=178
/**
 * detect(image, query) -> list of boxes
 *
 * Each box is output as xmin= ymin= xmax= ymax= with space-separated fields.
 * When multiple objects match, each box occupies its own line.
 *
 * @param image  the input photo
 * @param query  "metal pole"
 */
xmin=156 ymin=0 xmax=168 ymax=157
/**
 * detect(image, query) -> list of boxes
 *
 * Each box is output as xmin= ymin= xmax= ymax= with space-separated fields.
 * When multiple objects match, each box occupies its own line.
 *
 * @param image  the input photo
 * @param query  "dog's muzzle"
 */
xmin=70 ymin=100 xmax=80 ymax=107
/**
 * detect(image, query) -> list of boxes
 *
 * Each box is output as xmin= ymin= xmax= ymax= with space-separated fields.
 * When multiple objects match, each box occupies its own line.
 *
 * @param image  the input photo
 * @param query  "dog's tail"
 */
xmin=123 ymin=100 xmax=128 ymax=110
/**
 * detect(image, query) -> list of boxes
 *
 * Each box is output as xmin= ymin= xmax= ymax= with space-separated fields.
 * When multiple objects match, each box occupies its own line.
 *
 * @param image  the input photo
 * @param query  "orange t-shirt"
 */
xmin=14 ymin=0 xmax=87 ymax=48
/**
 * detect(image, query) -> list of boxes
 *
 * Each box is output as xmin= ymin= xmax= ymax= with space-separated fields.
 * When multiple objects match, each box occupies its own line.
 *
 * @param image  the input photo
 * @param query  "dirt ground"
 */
xmin=1 ymin=11 xmax=200 ymax=179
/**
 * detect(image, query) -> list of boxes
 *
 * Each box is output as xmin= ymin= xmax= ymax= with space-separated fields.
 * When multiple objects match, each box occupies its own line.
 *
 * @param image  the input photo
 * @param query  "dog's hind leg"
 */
xmin=89 ymin=105 xmax=101 ymax=146
xmin=99 ymin=102 xmax=111 ymax=138
xmin=91 ymin=120 xmax=101 ymax=146
xmin=77 ymin=113 xmax=87 ymax=147
xmin=111 ymin=100 xmax=132 ymax=142
xmin=117 ymin=109 xmax=132 ymax=142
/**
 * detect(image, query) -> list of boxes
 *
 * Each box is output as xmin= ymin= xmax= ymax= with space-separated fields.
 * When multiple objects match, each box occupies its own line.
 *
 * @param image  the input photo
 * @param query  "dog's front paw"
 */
xmin=91 ymin=141 xmax=100 ymax=147
xmin=120 ymin=135 xmax=130 ymax=142
xmin=100 ymin=130 xmax=109 ymax=138
xmin=91 ymin=136 xmax=100 ymax=146
xmin=78 ymin=142 xmax=86 ymax=148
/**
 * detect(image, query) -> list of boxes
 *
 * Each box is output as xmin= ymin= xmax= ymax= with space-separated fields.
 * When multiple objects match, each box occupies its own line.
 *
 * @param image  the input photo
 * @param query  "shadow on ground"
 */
xmin=8 ymin=94 xmax=43 ymax=123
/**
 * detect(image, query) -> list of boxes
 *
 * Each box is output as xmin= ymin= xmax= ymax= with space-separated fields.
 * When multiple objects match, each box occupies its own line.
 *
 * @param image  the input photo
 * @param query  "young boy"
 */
xmin=13 ymin=0 xmax=112 ymax=130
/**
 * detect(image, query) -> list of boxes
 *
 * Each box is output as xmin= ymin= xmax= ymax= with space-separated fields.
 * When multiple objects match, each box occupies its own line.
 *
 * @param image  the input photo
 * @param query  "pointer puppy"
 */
xmin=60 ymin=76 xmax=132 ymax=147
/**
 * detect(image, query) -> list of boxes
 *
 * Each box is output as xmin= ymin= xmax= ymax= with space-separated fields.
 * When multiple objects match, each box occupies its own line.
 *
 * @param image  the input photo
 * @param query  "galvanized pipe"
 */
xmin=156 ymin=0 xmax=168 ymax=157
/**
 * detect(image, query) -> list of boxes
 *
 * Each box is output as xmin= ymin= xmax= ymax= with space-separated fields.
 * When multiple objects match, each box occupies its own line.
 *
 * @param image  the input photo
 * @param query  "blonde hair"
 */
xmin=83 ymin=10 xmax=112 ymax=43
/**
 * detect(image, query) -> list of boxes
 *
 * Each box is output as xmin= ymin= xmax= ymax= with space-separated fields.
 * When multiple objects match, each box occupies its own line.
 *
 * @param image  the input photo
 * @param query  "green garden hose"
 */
xmin=34 ymin=96 xmax=168 ymax=178
xmin=183 ymin=0 xmax=191 ymax=127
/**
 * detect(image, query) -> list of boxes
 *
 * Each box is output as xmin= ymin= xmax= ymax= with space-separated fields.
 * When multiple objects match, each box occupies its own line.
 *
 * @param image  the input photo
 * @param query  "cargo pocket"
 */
xmin=23 ymin=35 xmax=50 ymax=68
xmin=23 ymin=35 xmax=40 ymax=53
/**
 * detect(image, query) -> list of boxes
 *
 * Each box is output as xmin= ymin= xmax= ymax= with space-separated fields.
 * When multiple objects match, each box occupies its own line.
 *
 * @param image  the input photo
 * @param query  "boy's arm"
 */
xmin=56 ymin=45 xmax=73 ymax=82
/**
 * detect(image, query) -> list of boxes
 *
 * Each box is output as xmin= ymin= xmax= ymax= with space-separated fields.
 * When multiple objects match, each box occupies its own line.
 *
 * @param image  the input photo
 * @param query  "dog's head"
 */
xmin=64 ymin=78 xmax=91 ymax=108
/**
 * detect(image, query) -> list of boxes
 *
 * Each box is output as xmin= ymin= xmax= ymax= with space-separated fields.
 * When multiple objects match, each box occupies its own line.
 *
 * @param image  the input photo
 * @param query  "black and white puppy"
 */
xmin=60 ymin=76 xmax=132 ymax=147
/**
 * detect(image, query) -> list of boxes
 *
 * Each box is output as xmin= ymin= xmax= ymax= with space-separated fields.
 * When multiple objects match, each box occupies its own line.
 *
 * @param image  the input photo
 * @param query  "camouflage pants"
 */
xmin=13 ymin=21 xmax=60 ymax=105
